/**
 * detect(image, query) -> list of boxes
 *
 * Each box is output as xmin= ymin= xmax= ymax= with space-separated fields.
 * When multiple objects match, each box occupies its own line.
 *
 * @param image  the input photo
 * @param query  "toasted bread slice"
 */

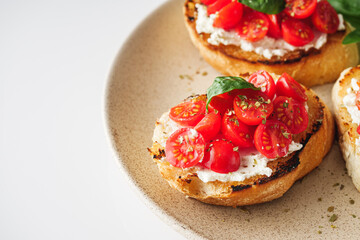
xmin=183 ymin=0 xmax=359 ymax=87
xmin=149 ymin=88 xmax=334 ymax=206
xmin=332 ymin=66 xmax=360 ymax=192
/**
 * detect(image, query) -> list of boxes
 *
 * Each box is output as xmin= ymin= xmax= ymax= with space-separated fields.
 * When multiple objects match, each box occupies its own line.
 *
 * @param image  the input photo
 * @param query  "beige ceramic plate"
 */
xmin=106 ymin=0 xmax=360 ymax=239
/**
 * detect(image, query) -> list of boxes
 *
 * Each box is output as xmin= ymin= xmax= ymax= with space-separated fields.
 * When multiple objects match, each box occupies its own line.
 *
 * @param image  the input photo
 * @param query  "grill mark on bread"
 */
xmin=185 ymin=0 xmax=196 ymax=22
xmin=231 ymin=184 xmax=252 ymax=191
xmin=179 ymin=177 xmax=192 ymax=184
xmin=148 ymin=147 xmax=165 ymax=160
xmin=339 ymin=65 xmax=360 ymax=86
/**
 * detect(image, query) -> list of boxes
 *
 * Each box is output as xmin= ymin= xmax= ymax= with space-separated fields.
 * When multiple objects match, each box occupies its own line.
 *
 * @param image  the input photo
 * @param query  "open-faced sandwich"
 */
xmin=183 ymin=0 xmax=359 ymax=87
xmin=149 ymin=71 xmax=334 ymax=206
xmin=332 ymin=65 xmax=360 ymax=192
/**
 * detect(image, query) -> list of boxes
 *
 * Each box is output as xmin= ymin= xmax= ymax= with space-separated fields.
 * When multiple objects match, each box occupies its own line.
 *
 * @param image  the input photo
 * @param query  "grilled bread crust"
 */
xmin=149 ymin=89 xmax=334 ymax=207
xmin=332 ymin=66 xmax=360 ymax=192
xmin=183 ymin=0 xmax=359 ymax=87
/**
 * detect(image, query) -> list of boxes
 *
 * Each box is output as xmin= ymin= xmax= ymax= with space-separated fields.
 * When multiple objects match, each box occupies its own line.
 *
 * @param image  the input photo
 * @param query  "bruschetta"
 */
xmin=149 ymin=71 xmax=334 ymax=206
xmin=183 ymin=0 xmax=358 ymax=87
xmin=332 ymin=65 xmax=360 ymax=192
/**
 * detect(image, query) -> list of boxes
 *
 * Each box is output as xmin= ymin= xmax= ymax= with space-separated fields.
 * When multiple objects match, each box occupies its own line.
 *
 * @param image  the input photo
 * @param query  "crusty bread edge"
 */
xmin=183 ymin=1 xmax=359 ymax=87
xmin=332 ymin=66 xmax=360 ymax=192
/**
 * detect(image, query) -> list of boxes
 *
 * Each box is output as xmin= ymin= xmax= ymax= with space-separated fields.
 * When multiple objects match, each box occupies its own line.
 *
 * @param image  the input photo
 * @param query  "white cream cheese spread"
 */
xmin=195 ymin=4 xmax=344 ymax=60
xmin=343 ymin=78 xmax=360 ymax=125
xmin=196 ymin=142 xmax=302 ymax=182
xmin=342 ymin=77 xmax=360 ymax=148
xmin=338 ymin=14 xmax=346 ymax=31
xmin=153 ymin=111 xmax=303 ymax=183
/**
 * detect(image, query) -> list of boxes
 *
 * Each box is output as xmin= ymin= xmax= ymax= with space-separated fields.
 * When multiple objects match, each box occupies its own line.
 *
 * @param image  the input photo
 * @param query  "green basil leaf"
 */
xmin=343 ymin=29 xmax=360 ymax=44
xmin=206 ymin=76 xmax=259 ymax=111
xmin=329 ymin=0 xmax=360 ymax=44
xmin=344 ymin=15 xmax=360 ymax=29
xmin=238 ymin=0 xmax=285 ymax=14
xmin=328 ymin=0 xmax=360 ymax=17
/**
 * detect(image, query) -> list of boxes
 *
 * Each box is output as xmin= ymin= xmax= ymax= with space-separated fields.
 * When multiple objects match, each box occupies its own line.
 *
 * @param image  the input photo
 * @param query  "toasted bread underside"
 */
xmin=149 ymin=89 xmax=334 ymax=206
xmin=183 ymin=0 xmax=359 ymax=87
xmin=332 ymin=65 xmax=360 ymax=192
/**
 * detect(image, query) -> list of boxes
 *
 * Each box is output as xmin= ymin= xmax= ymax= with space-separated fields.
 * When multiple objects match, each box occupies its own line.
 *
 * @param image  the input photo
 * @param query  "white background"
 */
xmin=0 ymin=0 xmax=186 ymax=239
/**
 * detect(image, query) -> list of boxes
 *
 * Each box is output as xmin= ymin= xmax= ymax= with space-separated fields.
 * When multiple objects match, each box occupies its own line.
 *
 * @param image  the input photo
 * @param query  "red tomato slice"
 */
xmin=254 ymin=120 xmax=292 ymax=159
xmin=356 ymin=91 xmax=360 ymax=111
xmin=226 ymin=89 xmax=245 ymax=99
xmin=207 ymin=0 xmax=231 ymax=15
xmin=282 ymin=18 xmax=314 ymax=46
xmin=169 ymin=100 xmax=205 ymax=127
xmin=208 ymin=93 xmax=234 ymax=115
xmin=284 ymin=0 xmax=317 ymax=19
xmin=271 ymin=96 xmax=309 ymax=134
xmin=247 ymin=70 xmax=276 ymax=99
xmin=267 ymin=14 xmax=282 ymax=39
xmin=194 ymin=112 xmax=221 ymax=142
xmin=236 ymin=10 xmax=270 ymax=42
xmin=201 ymin=139 xmax=240 ymax=173
xmin=165 ymin=128 xmax=205 ymax=168
xmin=276 ymin=72 xmax=308 ymax=102
xmin=357 ymin=125 xmax=360 ymax=135
xmin=280 ymin=11 xmax=290 ymax=22
xmin=222 ymin=110 xmax=255 ymax=148
xmin=233 ymin=89 xmax=274 ymax=126
xmin=213 ymin=2 xmax=243 ymax=30
xmin=311 ymin=0 xmax=339 ymax=34
xmin=200 ymin=0 xmax=217 ymax=5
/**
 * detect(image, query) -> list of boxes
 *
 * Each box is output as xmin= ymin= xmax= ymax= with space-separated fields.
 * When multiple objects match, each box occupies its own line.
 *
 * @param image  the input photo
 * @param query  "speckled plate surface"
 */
xmin=105 ymin=0 xmax=360 ymax=239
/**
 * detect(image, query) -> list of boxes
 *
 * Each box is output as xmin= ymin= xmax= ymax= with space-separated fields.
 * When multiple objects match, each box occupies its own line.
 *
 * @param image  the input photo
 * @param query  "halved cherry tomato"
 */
xmin=194 ymin=112 xmax=221 ymax=142
xmin=356 ymin=91 xmax=360 ymax=111
xmin=227 ymin=89 xmax=244 ymax=98
xmin=271 ymin=96 xmax=309 ymax=134
xmin=276 ymin=72 xmax=308 ymax=102
xmin=236 ymin=10 xmax=270 ymax=42
xmin=207 ymin=0 xmax=231 ymax=15
xmin=233 ymin=89 xmax=273 ymax=126
xmin=165 ymin=128 xmax=205 ymax=168
xmin=213 ymin=2 xmax=243 ymax=30
xmin=169 ymin=100 xmax=205 ymax=127
xmin=201 ymin=139 xmax=240 ymax=173
xmin=280 ymin=11 xmax=290 ymax=23
xmin=222 ymin=110 xmax=255 ymax=147
xmin=267 ymin=14 xmax=282 ymax=39
xmin=357 ymin=125 xmax=360 ymax=135
xmin=284 ymin=0 xmax=317 ymax=19
xmin=254 ymin=120 xmax=292 ymax=159
xmin=311 ymin=0 xmax=339 ymax=34
xmin=200 ymin=0 xmax=217 ymax=5
xmin=282 ymin=18 xmax=314 ymax=46
xmin=208 ymin=93 xmax=234 ymax=115
xmin=247 ymin=70 xmax=276 ymax=99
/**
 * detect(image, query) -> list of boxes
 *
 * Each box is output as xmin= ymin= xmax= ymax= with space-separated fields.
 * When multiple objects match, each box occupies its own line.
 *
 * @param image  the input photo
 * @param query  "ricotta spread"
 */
xmin=195 ymin=4 xmax=344 ymax=60
xmin=338 ymin=14 xmax=346 ymax=31
xmin=153 ymin=111 xmax=303 ymax=183
xmin=343 ymin=78 xmax=360 ymax=125
xmin=343 ymin=77 xmax=360 ymax=148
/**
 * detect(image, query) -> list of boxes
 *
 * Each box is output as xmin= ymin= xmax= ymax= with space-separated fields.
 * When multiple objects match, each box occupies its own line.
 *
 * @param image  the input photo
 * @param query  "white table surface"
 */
xmin=0 ymin=0 xmax=186 ymax=239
